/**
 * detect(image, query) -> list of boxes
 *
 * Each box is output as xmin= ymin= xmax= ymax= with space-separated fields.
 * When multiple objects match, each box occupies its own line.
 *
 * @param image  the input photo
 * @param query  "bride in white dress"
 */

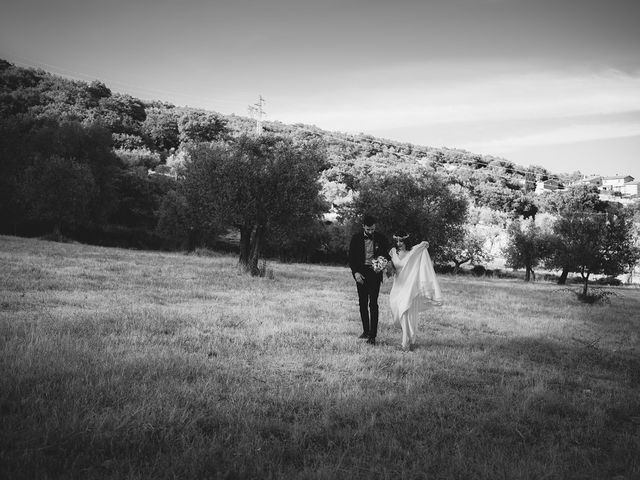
xmin=388 ymin=233 xmax=443 ymax=351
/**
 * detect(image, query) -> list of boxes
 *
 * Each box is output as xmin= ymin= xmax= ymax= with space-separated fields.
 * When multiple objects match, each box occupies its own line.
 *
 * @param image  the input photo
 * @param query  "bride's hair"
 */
xmin=392 ymin=231 xmax=415 ymax=249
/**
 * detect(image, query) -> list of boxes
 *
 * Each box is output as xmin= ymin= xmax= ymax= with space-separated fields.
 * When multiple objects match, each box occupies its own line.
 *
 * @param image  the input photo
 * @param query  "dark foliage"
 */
xmin=1 ymin=59 xmax=637 ymax=272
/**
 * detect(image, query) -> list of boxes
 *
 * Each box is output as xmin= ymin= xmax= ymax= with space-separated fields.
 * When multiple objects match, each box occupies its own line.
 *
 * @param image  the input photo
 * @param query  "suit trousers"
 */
xmin=356 ymin=267 xmax=382 ymax=339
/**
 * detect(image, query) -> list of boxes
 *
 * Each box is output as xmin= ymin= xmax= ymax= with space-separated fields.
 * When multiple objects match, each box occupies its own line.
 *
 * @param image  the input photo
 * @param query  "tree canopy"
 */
xmin=181 ymin=133 xmax=328 ymax=274
xmin=347 ymin=167 xmax=468 ymax=260
xmin=1 ymin=58 xmax=638 ymax=281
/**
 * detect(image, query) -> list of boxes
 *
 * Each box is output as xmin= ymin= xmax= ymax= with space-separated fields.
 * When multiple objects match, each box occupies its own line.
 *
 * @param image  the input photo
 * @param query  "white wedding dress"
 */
xmin=389 ymin=242 xmax=443 ymax=348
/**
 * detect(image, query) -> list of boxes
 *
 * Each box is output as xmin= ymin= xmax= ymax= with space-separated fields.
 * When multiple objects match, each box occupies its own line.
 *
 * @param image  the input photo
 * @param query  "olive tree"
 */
xmin=181 ymin=133 xmax=328 ymax=275
xmin=503 ymin=218 xmax=554 ymax=282
xmin=548 ymin=204 xmax=639 ymax=296
xmin=348 ymin=167 xmax=468 ymax=259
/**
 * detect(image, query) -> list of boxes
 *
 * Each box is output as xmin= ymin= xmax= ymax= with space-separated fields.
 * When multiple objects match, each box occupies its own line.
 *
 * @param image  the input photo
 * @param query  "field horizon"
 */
xmin=1 ymin=235 xmax=639 ymax=479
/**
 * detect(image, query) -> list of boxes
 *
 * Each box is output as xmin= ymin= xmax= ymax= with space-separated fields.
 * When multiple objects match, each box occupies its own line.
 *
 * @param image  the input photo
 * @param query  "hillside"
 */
xmin=2 ymin=58 xmax=638 ymax=279
xmin=0 ymin=58 xmax=568 ymax=193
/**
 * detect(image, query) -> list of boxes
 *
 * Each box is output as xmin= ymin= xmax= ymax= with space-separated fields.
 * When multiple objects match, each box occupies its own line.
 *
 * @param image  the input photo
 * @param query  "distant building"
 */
xmin=547 ymin=174 xmax=637 ymax=202
xmin=621 ymin=180 xmax=640 ymax=197
xmin=601 ymin=175 xmax=635 ymax=193
xmin=575 ymin=175 xmax=603 ymax=187
xmin=535 ymin=179 xmax=563 ymax=194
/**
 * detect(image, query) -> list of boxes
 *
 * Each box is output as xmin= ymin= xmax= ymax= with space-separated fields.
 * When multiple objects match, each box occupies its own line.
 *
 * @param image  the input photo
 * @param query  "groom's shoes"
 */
xmin=366 ymin=337 xmax=376 ymax=345
xmin=359 ymin=332 xmax=369 ymax=339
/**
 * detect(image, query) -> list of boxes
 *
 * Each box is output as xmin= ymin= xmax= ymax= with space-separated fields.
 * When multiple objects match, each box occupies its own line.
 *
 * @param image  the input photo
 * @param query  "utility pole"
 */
xmin=247 ymin=95 xmax=265 ymax=135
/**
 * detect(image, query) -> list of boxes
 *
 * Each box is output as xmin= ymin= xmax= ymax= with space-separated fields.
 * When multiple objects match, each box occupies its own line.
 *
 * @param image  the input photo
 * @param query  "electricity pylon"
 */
xmin=248 ymin=95 xmax=265 ymax=135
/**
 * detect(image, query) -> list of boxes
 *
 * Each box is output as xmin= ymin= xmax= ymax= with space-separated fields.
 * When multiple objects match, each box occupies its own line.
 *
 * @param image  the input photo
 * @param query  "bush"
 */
xmin=555 ymin=287 xmax=618 ymax=305
xmin=471 ymin=265 xmax=487 ymax=277
xmin=115 ymin=148 xmax=162 ymax=169
xmin=576 ymin=289 xmax=617 ymax=304
xmin=74 ymin=225 xmax=165 ymax=250
xmin=435 ymin=264 xmax=455 ymax=274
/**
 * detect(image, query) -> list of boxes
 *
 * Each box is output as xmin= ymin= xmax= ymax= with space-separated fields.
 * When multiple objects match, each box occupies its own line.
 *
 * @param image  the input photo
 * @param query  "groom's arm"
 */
xmin=348 ymin=235 xmax=366 ymax=284
xmin=380 ymin=235 xmax=391 ymax=260
xmin=348 ymin=234 xmax=361 ymax=278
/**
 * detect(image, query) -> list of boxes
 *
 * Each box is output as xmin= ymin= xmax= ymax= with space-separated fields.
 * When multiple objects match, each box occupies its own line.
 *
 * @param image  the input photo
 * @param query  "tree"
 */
xmin=178 ymin=110 xmax=227 ymax=145
xmin=511 ymin=194 xmax=539 ymax=220
xmin=472 ymin=180 xmax=521 ymax=212
xmin=0 ymin=118 xmax=121 ymax=236
xmin=0 ymin=115 xmax=33 ymax=233
xmin=155 ymin=190 xmax=192 ymax=249
xmin=23 ymin=155 xmax=96 ymax=237
xmin=539 ymin=184 xmax=608 ymax=284
xmin=96 ymin=93 xmax=146 ymax=134
xmin=487 ymin=158 xmax=516 ymax=175
xmin=503 ymin=218 xmax=554 ymax=281
xmin=32 ymin=121 xmax=122 ymax=226
xmin=181 ymin=133 xmax=328 ymax=275
xmin=142 ymin=107 xmax=179 ymax=151
xmin=348 ymin=168 xmax=468 ymax=260
xmin=546 ymin=203 xmax=639 ymax=296
xmin=110 ymin=170 xmax=163 ymax=229
xmin=440 ymin=227 xmax=493 ymax=274
xmin=84 ymin=81 xmax=112 ymax=107
xmin=606 ymin=206 xmax=640 ymax=285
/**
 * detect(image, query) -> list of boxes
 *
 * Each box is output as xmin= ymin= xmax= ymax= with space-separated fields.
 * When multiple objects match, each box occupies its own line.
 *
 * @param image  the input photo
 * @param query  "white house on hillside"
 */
xmin=576 ymin=175 xmax=603 ymax=187
xmin=534 ymin=179 xmax=563 ymax=194
xmin=621 ymin=180 xmax=640 ymax=197
xmin=601 ymin=175 xmax=635 ymax=193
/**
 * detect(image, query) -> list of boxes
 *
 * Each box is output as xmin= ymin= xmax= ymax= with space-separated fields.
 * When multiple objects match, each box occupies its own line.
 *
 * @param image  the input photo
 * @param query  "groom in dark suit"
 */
xmin=348 ymin=215 xmax=390 ymax=345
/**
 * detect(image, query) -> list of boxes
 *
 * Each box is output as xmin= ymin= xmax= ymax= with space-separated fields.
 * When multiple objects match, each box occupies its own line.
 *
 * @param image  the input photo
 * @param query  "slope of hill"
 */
xmin=1 ymin=58 xmax=568 ymax=194
xmin=5 ymin=58 xmax=636 ymax=269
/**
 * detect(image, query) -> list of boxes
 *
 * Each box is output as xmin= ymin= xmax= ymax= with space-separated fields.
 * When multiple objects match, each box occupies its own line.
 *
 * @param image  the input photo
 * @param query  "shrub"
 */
xmin=555 ymin=287 xmax=618 ymax=305
xmin=471 ymin=265 xmax=486 ymax=277
xmin=576 ymin=289 xmax=617 ymax=304
xmin=435 ymin=264 xmax=455 ymax=274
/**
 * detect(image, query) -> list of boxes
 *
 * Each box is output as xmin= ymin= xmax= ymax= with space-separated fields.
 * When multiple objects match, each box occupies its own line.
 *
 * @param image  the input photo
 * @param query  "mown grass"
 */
xmin=1 ymin=234 xmax=639 ymax=480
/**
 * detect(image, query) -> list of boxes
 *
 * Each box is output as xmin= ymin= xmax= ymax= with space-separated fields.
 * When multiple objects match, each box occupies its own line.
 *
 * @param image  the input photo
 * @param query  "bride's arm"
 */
xmin=389 ymin=248 xmax=400 ymax=267
xmin=388 ymin=248 xmax=401 ymax=269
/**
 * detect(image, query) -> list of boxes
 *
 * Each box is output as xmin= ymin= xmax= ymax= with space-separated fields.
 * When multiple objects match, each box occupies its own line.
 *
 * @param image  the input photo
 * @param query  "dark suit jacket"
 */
xmin=348 ymin=231 xmax=390 ymax=279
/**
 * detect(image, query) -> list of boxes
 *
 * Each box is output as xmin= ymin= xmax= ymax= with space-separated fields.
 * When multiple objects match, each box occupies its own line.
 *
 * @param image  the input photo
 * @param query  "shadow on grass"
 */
xmin=423 ymin=334 xmax=640 ymax=388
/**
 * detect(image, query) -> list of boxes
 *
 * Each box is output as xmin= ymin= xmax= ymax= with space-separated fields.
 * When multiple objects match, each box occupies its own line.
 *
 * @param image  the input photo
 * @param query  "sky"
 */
xmin=1 ymin=0 xmax=639 ymax=179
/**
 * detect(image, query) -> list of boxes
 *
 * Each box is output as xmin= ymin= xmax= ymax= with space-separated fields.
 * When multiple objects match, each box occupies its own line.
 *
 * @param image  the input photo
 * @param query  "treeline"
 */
xmin=0 ymin=59 xmax=528 ymax=255
xmin=1 ymin=59 xmax=639 ymax=285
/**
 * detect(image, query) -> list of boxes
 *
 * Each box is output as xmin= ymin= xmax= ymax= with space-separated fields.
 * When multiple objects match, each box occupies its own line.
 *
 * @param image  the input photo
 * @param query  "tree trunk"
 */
xmin=248 ymin=224 xmax=265 ymax=276
xmin=238 ymin=226 xmax=252 ymax=272
xmin=525 ymin=265 xmax=535 ymax=282
xmin=52 ymin=222 xmax=62 ymax=241
xmin=186 ymin=228 xmax=198 ymax=252
xmin=453 ymin=257 xmax=470 ymax=275
xmin=557 ymin=267 xmax=569 ymax=285
xmin=582 ymin=272 xmax=590 ymax=296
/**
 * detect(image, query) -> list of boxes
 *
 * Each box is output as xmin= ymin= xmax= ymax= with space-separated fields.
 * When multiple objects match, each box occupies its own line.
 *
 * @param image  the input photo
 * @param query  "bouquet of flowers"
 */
xmin=371 ymin=256 xmax=388 ymax=273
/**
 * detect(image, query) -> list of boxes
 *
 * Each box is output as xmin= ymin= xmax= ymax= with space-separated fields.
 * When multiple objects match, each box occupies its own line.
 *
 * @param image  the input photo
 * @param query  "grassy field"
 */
xmin=1 ymin=235 xmax=639 ymax=480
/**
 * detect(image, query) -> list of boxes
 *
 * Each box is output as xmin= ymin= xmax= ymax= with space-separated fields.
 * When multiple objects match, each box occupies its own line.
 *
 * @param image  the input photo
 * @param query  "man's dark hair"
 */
xmin=363 ymin=215 xmax=376 ymax=226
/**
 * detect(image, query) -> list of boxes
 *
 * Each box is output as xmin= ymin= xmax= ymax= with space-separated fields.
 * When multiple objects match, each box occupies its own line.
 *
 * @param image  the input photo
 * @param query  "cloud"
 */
xmin=459 ymin=122 xmax=640 ymax=153
xmin=273 ymin=65 xmax=640 ymax=143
